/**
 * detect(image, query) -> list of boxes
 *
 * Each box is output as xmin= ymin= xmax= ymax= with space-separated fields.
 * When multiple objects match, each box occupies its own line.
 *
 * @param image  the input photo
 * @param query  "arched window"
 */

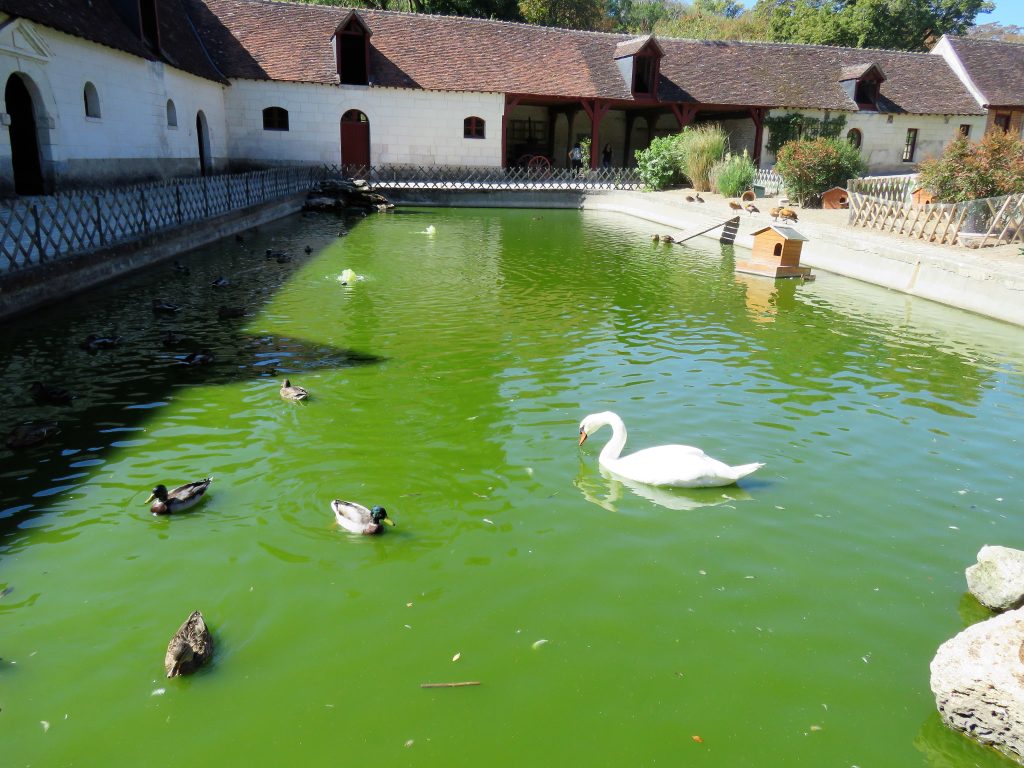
xmin=263 ymin=106 xmax=289 ymax=131
xmin=166 ymin=99 xmax=177 ymax=128
xmin=84 ymin=82 xmax=101 ymax=118
xmin=773 ymin=242 xmax=783 ymax=257
xmin=463 ymin=116 xmax=485 ymax=139
xmin=847 ymin=128 xmax=862 ymax=149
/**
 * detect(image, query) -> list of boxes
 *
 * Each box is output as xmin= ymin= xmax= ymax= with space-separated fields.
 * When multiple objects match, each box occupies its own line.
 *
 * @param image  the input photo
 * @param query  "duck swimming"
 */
xmin=578 ymin=411 xmax=763 ymax=488
xmin=279 ymin=379 xmax=308 ymax=401
xmin=165 ymin=610 xmax=214 ymax=678
xmin=331 ymin=500 xmax=394 ymax=535
xmin=146 ymin=478 xmax=212 ymax=515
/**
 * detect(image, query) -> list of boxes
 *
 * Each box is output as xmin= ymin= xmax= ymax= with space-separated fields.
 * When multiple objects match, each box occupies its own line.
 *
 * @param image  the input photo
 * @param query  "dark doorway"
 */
xmin=340 ymin=110 xmax=370 ymax=173
xmin=196 ymin=111 xmax=211 ymax=176
xmin=6 ymin=74 xmax=44 ymax=195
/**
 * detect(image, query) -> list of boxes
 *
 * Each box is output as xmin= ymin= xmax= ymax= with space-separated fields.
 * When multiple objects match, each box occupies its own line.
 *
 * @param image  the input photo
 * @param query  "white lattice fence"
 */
xmin=847 ymin=174 xmax=918 ymax=204
xmin=0 ymin=167 xmax=319 ymax=274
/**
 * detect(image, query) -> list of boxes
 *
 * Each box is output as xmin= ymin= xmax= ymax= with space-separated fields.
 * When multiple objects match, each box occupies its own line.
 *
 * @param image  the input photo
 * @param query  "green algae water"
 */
xmin=2 ymin=206 xmax=1023 ymax=767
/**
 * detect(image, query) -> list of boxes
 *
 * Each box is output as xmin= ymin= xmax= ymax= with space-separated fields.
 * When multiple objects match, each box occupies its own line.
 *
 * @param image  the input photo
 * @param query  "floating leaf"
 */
xmin=452 ymin=652 xmax=461 ymax=662
xmin=692 ymin=735 xmax=703 ymax=743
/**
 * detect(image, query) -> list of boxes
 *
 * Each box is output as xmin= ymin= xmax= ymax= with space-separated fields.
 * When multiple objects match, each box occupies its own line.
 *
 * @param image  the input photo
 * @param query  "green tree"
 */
xmin=607 ymin=0 xmax=679 ymax=32
xmin=757 ymin=0 xmax=995 ymax=51
xmin=519 ymin=0 xmax=605 ymax=27
xmin=655 ymin=4 xmax=771 ymax=41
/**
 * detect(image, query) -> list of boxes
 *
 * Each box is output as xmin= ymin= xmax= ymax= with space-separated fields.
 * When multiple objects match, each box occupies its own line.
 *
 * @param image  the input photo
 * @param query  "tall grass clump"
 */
xmin=711 ymin=150 xmax=756 ymax=197
xmin=680 ymin=124 xmax=728 ymax=192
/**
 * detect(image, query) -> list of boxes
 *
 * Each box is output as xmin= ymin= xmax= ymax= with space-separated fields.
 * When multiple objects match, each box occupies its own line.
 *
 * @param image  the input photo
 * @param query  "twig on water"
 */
xmin=420 ymin=681 xmax=481 ymax=689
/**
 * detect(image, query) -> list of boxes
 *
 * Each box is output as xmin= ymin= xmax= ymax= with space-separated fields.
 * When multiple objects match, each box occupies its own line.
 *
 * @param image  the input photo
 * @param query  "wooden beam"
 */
xmin=750 ymin=107 xmax=767 ymax=168
xmin=501 ymin=95 xmax=523 ymax=168
xmin=669 ymin=104 xmax=697 ymax=130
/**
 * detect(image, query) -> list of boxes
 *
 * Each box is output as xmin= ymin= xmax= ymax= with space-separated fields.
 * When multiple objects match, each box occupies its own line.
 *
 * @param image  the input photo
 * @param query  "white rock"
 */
xmin=930 ymin=607 xmax=1024 ymax=764
xmin=967 ymin=546 xmax=1024 ymax=611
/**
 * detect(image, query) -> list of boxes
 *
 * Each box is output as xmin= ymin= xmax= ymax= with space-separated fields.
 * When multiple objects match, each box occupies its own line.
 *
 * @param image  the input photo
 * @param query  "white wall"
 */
xmin=224 ymin=79 xmax=504 ymax=168
xmin=760 ymin=108 xmax=987 ymax=175
xmin=0 ymin=16 xmax=229 ymax=190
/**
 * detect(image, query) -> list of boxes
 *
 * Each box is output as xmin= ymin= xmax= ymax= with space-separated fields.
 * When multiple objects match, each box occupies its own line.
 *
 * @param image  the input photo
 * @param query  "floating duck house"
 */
xmin=736 ymin=226 xmax=814 ymax=279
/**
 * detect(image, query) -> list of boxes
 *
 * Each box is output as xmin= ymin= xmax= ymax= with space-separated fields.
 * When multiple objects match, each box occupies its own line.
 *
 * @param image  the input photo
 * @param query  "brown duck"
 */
xmin=165 ymin=610 xmax=214 ymax=678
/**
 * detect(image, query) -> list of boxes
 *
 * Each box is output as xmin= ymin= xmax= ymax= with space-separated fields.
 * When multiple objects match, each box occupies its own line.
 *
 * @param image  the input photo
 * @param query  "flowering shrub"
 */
xmin=774 ymin=137 xmax=867 ymax=207
xmin=635 ymin=134 xmax=688 ymax=190
xmin=917 ymin=133 xmax=1024 ymax=203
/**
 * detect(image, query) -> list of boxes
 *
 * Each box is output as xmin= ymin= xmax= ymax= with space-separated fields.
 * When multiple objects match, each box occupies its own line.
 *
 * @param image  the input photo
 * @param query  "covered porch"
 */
xmin=500 ymin=95 xmax=767 ymax=171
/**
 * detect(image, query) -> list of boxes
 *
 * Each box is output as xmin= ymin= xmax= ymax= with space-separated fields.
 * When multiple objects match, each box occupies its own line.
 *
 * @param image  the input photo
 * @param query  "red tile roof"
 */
xmin=944 ymin=36 xmax=1024 ymax=107
xmin=0 ymin=0 xmax=228 ymax=84
xmin=191 ymin=0 xmax=983 ymax=115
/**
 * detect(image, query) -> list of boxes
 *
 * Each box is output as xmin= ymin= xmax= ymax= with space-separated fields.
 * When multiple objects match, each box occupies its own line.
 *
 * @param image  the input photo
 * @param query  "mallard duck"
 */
xmin=172 ymin=260 xmax=191 ymax=276
xmin=161 ymin=331 xmax=194 ymax=349
xmin=211 ymin=276 xmax=230 ymax=289
xmin=578 ymin=411 xmax=763 ymax=488
xmin=217 ymin=305 xmax=245 ymax=319
xmin=146 ymin=478 xmax=212 ymax=515
xmin=661 ymin=234 xmax=675 ymax=243
xmin=165 ymin=610 xmax=214 ymax=678
xmin=279 ymin=379 xmax=308 ymax=401
xmin=81 ymin=333 xmax=121 ymax=352
xmin=30 ymin=381 xmax=75 ymax=405
xmin=694 ymin=193 xmax=705 ymax=203
xmin=651 ymin=234 xmax=661 ymax=242
xmin=331 ymin=500 xmax=395 ymax=535
xmin=5 ymin=422 xmax=60 ymax=450
xmin=275 ymin=252 xmax=292 ymax=264
xmin=685 ymin=195 xmax=695 ymax=203
xmin=304 ymin=245 xmax=313 ymax=254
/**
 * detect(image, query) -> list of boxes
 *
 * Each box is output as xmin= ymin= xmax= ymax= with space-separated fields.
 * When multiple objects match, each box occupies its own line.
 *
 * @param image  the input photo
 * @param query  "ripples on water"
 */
xmin=2 ymin=208 xmax=1024 ymax=767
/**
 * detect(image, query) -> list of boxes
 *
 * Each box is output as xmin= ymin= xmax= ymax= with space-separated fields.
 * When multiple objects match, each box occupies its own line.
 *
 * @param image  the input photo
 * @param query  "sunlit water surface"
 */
xmin=2 ymin=207 xmax=1023 ymax=767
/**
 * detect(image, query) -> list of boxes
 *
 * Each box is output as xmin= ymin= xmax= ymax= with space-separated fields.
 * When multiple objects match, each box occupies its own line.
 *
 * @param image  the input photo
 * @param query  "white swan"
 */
xmin=578 ymin=411 xmax=764 ymax=488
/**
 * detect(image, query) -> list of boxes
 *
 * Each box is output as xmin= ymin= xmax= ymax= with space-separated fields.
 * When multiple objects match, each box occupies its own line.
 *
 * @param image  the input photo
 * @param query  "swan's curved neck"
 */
xmin=598 ymin=414 xmax=627 ymax=464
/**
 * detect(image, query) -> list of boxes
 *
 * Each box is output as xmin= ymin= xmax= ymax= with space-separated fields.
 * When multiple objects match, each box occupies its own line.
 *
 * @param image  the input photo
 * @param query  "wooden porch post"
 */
xmin=580 ymin=99 xmax=611 ymax=169
xmin=624 ymin=112 xmax=636 ymax=167
xmin=750 ymin=107 xmax=766 ymax=168
xmin=502 ymin=95 xmax=521 ymax=168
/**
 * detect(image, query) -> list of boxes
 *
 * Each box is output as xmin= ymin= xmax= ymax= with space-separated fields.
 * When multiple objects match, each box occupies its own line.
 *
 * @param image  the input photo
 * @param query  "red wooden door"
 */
xmin=340 ymin=110 xmax=370 ymax=173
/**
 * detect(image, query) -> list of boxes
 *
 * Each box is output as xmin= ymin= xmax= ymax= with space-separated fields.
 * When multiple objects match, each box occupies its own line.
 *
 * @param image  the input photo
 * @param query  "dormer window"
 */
xmin=334 ymin=12 xmax=370 ymax=86
xmin=614 ymin=36 xmax=663 ymax=99
xmin=140 ymin=0 xmax=160 ymax=52
xmin=840 ymin=63 xmax=886 ymax=111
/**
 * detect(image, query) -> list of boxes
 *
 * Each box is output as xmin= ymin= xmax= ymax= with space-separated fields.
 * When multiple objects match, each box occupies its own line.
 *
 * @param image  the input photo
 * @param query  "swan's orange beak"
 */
xmin=578 ymin=429 xmax=588 ymax=447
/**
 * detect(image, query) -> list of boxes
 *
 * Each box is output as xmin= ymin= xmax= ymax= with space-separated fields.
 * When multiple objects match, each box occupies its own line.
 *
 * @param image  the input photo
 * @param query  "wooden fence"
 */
xmin=0 ymin=167 xmax=320 ymax=274
xmin=848 ymin=188 xmax=1024 ymax=247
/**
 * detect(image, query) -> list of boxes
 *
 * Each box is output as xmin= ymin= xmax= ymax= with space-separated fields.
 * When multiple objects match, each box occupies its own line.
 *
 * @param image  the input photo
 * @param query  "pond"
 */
xmin=1 ymin=207 xmax=1023 ymax=767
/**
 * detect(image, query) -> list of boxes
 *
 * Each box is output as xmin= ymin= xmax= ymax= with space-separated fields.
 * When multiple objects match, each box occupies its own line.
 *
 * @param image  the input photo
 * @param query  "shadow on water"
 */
xmin=0 ymin=211 xmax=382 ymax=539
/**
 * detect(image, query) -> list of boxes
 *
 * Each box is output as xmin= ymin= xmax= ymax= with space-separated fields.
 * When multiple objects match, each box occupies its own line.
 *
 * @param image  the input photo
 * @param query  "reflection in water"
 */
xmin=574 ymin=457 xmax=754 ymax=512
xmin=914 ymin=710 xmax=996 ymax=768
xmin=733 ymin=271 xmax=801 ymax=324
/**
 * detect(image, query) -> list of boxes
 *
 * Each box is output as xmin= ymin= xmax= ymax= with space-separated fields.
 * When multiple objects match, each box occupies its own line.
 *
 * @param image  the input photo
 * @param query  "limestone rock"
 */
xmin=930 ymin=607 xmax=1024 ymax=764
xmin=304 ymin=177 xmax=393 ymax=213
xmin=967 ymin=546 xmax=1024 ymax=611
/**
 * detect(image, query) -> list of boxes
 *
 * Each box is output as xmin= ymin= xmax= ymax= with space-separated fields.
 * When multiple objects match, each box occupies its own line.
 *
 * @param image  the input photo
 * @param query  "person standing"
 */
xmin=601 ymin=143 xmax=612 ymax=168
xmin=569 ymin=142 xmax=583 ymax=172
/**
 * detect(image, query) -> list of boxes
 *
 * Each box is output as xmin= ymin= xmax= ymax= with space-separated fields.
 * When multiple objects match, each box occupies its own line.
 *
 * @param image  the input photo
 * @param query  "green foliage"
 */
xmin=711 ymin=151 xmax=756 ymax=197
xmin=607 ymin=0 xmax=677 ymax=32
xmin=756 ymin=0 xmax=995 ymax=52
xmin=580 ymin=137 xmax=592 ymax=171
xmin=774 ymin=137 xmax=867 ymax=206
xmin=917 ymin=133 xmax=1024 ymax=203
xmin=763 ymin=113 xmax=847 ymax=155
xmin=655 ymin=4 xmax=770 ymax=40
xmin=680 ymin=123 xmax=728 ymax=191
xmin=635 ymin=134 xmax=688 ymax=190
xmin=518 ymin=0 xmax=604 ymax=27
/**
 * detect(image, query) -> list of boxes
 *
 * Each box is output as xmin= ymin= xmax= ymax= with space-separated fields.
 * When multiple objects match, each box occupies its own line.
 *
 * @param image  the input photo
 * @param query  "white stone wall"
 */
xmin=224 ymin=79 xmax=504 ymax=167
xmin=0 ymin=16 xmax=229 ymax=189
xmin=760 ymin=108 xmax=987 ymax=175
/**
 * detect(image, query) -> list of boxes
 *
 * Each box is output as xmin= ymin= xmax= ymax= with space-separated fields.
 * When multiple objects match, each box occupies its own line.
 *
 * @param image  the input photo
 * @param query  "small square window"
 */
xmin=994 ymin=114 xmax=1011 ymax=133
xmin=959 ymin=124 xmax=971 ymax=137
